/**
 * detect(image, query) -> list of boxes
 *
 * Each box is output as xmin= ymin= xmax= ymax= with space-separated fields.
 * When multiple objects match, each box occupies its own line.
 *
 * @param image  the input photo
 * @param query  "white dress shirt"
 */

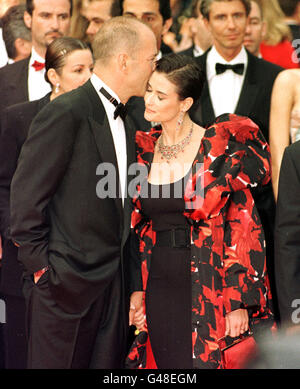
xmin=28 ymin=47 xmax=51 ymax=101
xmin=206 ymin=46 xmax=248 ymax=117
xmin=90 ymin=73 xmax=127 ymax=205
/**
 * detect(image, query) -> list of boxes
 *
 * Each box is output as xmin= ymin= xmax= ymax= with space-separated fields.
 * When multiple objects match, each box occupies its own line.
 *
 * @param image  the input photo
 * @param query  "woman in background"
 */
xmin=0 ymin=36 xmax=93 ymax=369
xmin=258 ymin=0 xmax=299 ymax=69
xmin=269 ymin=68 xmax=300 ymax=200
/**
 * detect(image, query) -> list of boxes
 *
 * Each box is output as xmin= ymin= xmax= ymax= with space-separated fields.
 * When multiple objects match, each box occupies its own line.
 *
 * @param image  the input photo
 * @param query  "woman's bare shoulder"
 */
xmin=275 ymin=69 xmax=300 ymax=88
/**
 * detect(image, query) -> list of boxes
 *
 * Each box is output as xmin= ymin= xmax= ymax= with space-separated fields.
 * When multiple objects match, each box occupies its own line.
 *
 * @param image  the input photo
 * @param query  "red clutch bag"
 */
xmin=217 ymin=331 xmax=258 ymax=369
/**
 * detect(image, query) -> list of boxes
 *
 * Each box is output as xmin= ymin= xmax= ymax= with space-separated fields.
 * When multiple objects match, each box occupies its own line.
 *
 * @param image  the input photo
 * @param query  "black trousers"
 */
xmin=23 ymin=269 xmax=126 ymax=369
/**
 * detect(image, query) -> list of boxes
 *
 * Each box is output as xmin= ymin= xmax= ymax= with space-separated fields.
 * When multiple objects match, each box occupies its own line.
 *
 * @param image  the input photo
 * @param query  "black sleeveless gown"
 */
xmin=140 ymin=176 xmax=193 ymax=369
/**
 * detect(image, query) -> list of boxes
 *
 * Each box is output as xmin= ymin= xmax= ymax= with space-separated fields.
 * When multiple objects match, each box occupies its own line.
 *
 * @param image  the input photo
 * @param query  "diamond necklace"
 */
xmin=158 ymin=123 xmax=194 ymax=162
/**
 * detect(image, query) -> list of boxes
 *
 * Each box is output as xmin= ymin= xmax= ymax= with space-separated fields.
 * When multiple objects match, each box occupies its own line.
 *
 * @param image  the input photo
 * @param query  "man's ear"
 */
xmin=162 ymin=18 xmax=173 ymax=36
xmin=24 ymin=11 xmax=32 ymax=29
xmin=14 ymin=38 xmax=32 ymax=59
xmin=117 ymin=53 xmax=129 ymax=73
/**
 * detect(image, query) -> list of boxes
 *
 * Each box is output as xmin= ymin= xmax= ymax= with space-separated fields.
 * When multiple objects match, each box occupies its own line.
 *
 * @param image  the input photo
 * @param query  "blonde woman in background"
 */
xmin=269 ymin=68 xmax=300 ymax=200
xmin=69 ymin=0 xmax=89 ymax=40
xmin=257 ymin=0 xmax=299 ymax=68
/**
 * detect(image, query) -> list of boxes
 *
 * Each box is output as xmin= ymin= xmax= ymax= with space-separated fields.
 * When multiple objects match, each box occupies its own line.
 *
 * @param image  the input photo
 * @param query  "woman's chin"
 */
xmin=144 ymin=113 xmax=153 ymax=123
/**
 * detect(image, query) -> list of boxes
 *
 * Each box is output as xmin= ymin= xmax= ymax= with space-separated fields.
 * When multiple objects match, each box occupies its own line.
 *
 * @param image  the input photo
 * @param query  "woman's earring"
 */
xmin=176 ymin=111 xmax=184 ymax=131
xmin=55 ymin=83 xmax=60 ymax=94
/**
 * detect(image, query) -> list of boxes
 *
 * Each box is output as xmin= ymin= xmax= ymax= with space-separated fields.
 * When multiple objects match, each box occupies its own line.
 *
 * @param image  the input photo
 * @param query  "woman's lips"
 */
xmin=145 ymin=107 xmax=156 ymax=114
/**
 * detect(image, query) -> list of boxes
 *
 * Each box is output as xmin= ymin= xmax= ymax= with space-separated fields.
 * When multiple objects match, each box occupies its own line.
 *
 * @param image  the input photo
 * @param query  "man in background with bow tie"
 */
xmin=191 ymin=0 xmax=283 ymax=323
xmin=0 ymin=0 xmax=72 ymax=118
xmin=192 ymin=0 xmax=282 ymax=140
xmin=10 ymin=15 xmax=157 ymax=369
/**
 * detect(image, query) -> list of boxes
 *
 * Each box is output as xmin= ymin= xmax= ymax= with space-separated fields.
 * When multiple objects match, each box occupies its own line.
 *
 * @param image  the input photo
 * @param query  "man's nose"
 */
xmin=50 ymin=16 xmax=60 ymax=30
xmin=227 ymin=16 xmax=237 ymax=29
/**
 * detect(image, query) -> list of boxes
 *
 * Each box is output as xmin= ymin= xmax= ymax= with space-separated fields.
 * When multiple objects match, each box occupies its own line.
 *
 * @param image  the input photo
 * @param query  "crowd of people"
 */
xmin=0 ymin=0 xmax=300 ymax=371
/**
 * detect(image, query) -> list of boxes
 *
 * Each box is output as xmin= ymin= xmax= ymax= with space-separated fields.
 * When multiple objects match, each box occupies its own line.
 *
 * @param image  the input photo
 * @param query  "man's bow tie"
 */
xmin=99 ymin=87 xmax=127 ymax=120
xmin=215 ymin=62 xmax=244 ymax=75
xmin=32 ymin=60 xmax=45 ymax=71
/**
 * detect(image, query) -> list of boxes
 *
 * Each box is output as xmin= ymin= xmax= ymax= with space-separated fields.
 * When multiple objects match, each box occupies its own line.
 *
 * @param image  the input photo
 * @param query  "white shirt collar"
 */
xmin=27 ymin=46 xmax=51 ymax=101
xmin=90 ymin=73 xmax=121 ymax=103
xmin=29 ymin=47 xmax=45 ymax=66
xmin=90 ymin=73 xmax=127 ymax=205
xmin=193 ymin=45 xmax=205 ymax=57
xmin=156 ymin=51 xmax=163 ymax=61
xmin=207 ymin=45 xmax=248 ymax=81
xmin=90 ymin=73 xmax=123 ymax=118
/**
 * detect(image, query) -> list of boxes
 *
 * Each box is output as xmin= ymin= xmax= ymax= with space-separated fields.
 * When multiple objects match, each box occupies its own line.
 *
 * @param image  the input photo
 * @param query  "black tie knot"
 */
xmin=99 ymin=87 xmax=127 ymax=120
xmin=113 ymin=102 xmax=128 ymax=121
xmin=215 ymin=62 xmax=244 ymax=75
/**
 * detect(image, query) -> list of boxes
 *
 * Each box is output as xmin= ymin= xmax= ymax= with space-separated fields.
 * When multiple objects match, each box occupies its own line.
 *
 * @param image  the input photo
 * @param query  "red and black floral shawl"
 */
xmin=127 ymin=113 xmax=274 ymax=369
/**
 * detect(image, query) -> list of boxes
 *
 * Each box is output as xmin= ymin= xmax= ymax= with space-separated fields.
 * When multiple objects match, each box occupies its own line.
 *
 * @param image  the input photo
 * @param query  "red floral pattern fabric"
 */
xmin=127 ymin=114 xmax=274 ymax=369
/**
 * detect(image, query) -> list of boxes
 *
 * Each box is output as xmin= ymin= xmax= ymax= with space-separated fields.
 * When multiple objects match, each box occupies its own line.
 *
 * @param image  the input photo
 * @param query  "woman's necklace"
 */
xmin=158 ymin=123 xmax=194 ymax=162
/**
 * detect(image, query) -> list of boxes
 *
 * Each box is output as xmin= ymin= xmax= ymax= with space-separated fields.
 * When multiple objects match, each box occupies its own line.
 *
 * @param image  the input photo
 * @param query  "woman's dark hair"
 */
xmin=45 ymin=37 xmax=91 ymax=84
xmin=155 ymin=53 xmax=205 ymax=103
xmin=119 ymin=0 xmax=171 ymax=22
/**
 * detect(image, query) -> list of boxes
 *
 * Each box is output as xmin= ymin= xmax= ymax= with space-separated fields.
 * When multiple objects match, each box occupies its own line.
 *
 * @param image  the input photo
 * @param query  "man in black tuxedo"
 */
xmin=275 ymin=142 xmax=300 ymax=331
xmin=10 ymin=16 xmax=157 ymax=369
xmin=0 ymin=0 xmax=72 ymax=117
xmin=192 ymin=0 xmax=282 ymax=140
xmin=191 ymin=0 xmax=283 ymax=321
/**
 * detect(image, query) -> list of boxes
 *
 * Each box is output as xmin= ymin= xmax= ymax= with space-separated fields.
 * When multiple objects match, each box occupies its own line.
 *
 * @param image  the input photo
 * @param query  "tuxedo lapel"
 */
xmin=82 ymin=81 xmax=123 ymax=219
xmin=124 ymin=117 xmax=136 ymax=170
xmin=234 ymin=51 xmax=260 ymax=116
xmin=122 ymin=117 xmax=137 ymax=240
xmin=197 ymin=50 xmax=216 ymax=127
xmin=200 ymin=80 xmax=215 ymax=126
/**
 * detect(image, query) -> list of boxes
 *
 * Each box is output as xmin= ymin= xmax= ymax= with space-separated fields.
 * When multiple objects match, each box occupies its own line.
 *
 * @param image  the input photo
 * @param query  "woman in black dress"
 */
xmin=127 ymin=54 xmax=274 ymax=369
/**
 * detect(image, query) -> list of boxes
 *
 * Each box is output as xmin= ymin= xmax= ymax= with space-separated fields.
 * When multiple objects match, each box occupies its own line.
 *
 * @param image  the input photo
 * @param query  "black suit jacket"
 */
xmin=10 ymin=80 xmax=138 ymax=315
xmin=275 ymin=142 xmax=300 ymax=325
xmin=0 ymin=57 xmax=29 ymax=118
xmin=0 ymin=93 xmax=50 ymax=296
xmin=177 ymin=45 xmax=197 ymax=58
xmin=126 ymin=96 xmax=151 ymax=132
xmin=192 ymin=48 xmax=283 ymax=141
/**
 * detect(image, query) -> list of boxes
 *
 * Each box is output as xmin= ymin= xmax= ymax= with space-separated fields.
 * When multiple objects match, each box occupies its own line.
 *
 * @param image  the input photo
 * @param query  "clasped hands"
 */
xmin=129 ymin=291 xmax=146 ymax=332
xmin=130 ymin=291 xmax=249 ymax=338
xmin=225 ymin=308 xmax=249 ymax=338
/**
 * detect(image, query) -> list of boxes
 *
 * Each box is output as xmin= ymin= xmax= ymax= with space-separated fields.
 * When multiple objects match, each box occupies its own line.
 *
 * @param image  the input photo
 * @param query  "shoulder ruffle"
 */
xmin=135 ymin=126 xmax=161 ymax=164
xmin=184 ymin=114 xmax=271 ymax=220
xmin=204 ymin=113 xmax=270 ymax=189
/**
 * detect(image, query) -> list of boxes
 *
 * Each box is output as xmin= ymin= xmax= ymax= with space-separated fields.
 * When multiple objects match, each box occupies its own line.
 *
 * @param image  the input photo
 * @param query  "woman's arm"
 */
xmin=269 ymin=70 xmax=295 ymax=200
xmin=223 ymin=189 xmax=272 ymax=335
